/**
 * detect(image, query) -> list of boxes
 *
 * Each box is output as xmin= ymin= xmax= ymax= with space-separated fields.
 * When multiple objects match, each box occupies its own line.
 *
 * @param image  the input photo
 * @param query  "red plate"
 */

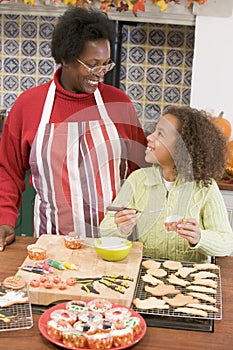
xmin=38 ymin=301 xmax=147 ymax=350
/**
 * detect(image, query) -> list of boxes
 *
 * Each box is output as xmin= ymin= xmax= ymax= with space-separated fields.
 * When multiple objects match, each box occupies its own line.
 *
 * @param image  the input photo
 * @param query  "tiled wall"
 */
xmin=0 ymin=14 xmax=57 ymax=109
xmin=0 ymin=14 xmax=194 ymax=132
xmin=120 ymin=23 xmax=194 ymax=133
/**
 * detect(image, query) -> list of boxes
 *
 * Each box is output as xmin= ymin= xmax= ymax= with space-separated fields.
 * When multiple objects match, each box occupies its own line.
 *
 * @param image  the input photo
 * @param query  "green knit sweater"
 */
xmin=100 ymin=165 xmax=233 ymax=262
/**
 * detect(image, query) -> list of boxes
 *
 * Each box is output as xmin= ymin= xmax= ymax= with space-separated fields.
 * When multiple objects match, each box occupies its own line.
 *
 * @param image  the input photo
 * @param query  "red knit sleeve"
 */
xmin=0 ymin=85 xmax=47 ymax=226
xmin=0 ymin=119 xmax=27 ymax=226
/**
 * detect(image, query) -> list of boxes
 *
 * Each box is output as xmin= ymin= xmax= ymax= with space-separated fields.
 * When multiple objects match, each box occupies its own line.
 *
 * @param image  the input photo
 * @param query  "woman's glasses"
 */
xmin=75 ymin=58 xmax=115 ymax=75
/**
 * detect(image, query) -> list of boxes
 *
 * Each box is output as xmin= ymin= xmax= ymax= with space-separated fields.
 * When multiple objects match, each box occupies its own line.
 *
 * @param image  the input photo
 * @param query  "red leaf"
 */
xmin=132 ymin=0 xmax=145 ymax=15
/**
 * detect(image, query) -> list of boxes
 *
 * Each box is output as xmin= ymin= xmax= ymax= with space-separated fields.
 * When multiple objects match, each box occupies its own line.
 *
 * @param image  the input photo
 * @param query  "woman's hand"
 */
xmin=176 ymin=218 xmax=201 ymax=245
xmin=0 ymin=225 xmax=16 ymax=252
xmin=114 ymin=209 xmax=137 ymax=235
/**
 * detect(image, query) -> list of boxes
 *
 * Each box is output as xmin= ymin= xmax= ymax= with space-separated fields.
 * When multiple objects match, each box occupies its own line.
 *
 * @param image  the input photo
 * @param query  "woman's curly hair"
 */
xmin=51 ymin=7 xmax=115 ymax=64
xmin=162 ymin=105 xmax=227 ymax=187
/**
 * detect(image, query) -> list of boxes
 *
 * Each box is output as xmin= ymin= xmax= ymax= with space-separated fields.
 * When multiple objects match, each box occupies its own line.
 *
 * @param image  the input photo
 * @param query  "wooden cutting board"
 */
xmin=17 ymin=235 xmax=143 ymax=307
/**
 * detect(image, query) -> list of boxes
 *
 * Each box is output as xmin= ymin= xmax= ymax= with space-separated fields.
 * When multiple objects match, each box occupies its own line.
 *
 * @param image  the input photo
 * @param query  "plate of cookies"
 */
xmin=132 ymin=258 xmax=222 ymax=321
xmin=38 ymin=298 xmax=147 ymax=349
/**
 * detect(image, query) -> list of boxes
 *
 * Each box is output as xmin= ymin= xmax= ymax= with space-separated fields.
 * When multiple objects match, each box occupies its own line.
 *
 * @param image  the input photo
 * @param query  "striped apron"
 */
xmin=29 ymin=81 xmax=126 ymax=238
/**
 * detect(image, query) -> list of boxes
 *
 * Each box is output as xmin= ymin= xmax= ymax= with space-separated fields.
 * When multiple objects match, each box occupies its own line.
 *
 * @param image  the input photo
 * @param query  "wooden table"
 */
xmin=0 ymin=236 xmax=233 ymax=350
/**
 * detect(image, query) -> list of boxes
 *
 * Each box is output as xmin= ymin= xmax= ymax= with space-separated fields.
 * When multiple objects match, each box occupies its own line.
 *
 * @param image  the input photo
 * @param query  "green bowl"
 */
xmin=94 ymin=237 xmax=132 ymax=261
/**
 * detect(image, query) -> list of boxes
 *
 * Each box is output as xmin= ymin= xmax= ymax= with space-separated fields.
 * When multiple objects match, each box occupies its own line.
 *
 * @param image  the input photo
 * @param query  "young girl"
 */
xmin=100 ymin=105 xmax=233 ymax=262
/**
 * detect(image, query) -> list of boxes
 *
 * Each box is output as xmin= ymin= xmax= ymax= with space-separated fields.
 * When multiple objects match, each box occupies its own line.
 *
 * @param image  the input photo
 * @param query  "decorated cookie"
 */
xmin=29 ymin=279 xmax=41 ymax=288
xmin=66 ymin=277 xmax=76 ymax=286
xmin=0 ymin=290 xmax=29 ymax=307
xmin=3 ymin=275 xmax=26 ymax=290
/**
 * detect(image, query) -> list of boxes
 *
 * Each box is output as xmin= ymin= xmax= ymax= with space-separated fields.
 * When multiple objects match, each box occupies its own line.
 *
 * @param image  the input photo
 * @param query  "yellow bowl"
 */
xmin=94 ymin=237 xmax=132 ymax=261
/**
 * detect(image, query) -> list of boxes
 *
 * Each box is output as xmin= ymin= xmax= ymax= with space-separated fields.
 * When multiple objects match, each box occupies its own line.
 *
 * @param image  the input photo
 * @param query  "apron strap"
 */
xmin=34 ymin=80 xmax=56 ymax=235
xmin=94 ymin=88 xmax=112 ymax=124
xmin=39 ymin=80 xmax=56 ymax=127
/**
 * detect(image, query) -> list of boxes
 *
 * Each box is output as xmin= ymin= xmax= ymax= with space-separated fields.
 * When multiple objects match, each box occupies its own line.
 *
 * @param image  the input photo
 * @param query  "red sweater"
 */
xmin=0 ymin=68 xmax=147 ymax=227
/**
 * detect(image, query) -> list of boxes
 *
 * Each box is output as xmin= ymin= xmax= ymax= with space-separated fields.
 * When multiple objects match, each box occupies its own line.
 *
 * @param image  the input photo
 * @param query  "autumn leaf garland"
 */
xmin=1 ymin=0 xmax=208 ymax=16
xmin=99 ymin=0 xmax=208 ymax=15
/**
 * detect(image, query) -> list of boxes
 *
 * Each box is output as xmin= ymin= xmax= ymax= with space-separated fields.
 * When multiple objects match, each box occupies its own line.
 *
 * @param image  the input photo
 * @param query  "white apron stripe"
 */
xmin=34 ymin=81 xmax=56 ymax=235
xmin=94 ymin=88 xmax=112 ymax=123
xmin=33 ymin=194 xmax=40 ymax=238
xmin=81 ymin=122 xmax=99 ymax=236
xmin=46 ymin=123 xmax=60 ymax=235
xmin=67 ymin=123 xmax=86 ymax=236
xmin=93 ymin=90 xmax=122 ymax=210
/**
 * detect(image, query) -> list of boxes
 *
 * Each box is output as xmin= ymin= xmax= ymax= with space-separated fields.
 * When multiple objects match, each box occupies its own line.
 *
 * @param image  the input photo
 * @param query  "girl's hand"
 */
xmin=176 ymin=218 xmax=201 ymax=245
xmin=114 ymin=209 xmax=137 ymax=235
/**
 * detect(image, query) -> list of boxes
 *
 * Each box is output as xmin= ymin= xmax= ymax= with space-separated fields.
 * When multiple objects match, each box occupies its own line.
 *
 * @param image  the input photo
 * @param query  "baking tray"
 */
xmin=0 ymin=283 xmax=33 ymax=332
xmin=131 ymin=258 xmax=222 ymax=332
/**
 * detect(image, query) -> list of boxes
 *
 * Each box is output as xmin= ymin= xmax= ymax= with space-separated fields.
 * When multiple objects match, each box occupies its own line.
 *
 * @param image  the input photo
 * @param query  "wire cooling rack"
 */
xmin=131 ymin=258 xmax=222 ymax=321
xmin=0 ymin=283 xmax=33 ymax=332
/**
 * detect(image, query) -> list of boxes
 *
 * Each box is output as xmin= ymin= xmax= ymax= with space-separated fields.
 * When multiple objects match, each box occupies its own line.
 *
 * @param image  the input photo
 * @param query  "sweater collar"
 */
xmin=143 ymin=164 xmax=185 ymax=187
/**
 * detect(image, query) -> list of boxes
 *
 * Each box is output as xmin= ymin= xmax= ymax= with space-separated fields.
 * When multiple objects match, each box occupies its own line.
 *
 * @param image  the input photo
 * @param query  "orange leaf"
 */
xmin=132 ymin=0 xmax=145 ymax=15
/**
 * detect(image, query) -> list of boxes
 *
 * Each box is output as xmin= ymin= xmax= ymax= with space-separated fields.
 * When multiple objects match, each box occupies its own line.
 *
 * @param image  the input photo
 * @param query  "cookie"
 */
xmin=0 ymin=290 xmax=29 ymax=307
xmin=186 ymin=303 xmax=218 ymax=313
xmin=175 ymin=267 xmax=197 ymax=278
xmin=29 ymin=279 xmax=41 ymax=288
xmin=145 ymin=283 xmax=180 ymax=296
xmin=186 ymin=292 xmax=216 ymax=304
xmin=162 ymin=294 xmax=198 ymax=307
xmin=163 ymin=260 xmax=183 ymax=270
xmin=190 ymin=271 xmax=218 ymax=279
xmin=147 ymin=268 xmax=167 ymax=278
xmin=133 ymin=297 xmax=169 ymax=310
xmin=175 ymin=307 xmax=208 ymax=318
xmin=193 ymin=263 xmax=219 ymax=270
xmin=191 ymin=278 xmax=217 ymax=289
xmin=142 ymin=274 xmax=164 ymax=285
xmin=142 ymin=259 xmax=161 ymax=269
xmin=3 ymin=275 xmax=26 ymax=290
xmin=167 ymin=274 xmax=190 ymax=287
xmin=186 ymin=285 xmax=216 ymax=294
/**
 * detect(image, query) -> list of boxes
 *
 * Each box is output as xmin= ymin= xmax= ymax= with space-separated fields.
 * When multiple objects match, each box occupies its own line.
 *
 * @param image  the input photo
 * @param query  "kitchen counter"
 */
xmin=0 ymin=236 xmax=233 ymax=350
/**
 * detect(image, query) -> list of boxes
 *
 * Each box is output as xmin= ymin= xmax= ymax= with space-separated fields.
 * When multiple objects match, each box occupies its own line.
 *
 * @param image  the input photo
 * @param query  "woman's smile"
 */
xmin=87 ymin=79 xmax=99 ymax=87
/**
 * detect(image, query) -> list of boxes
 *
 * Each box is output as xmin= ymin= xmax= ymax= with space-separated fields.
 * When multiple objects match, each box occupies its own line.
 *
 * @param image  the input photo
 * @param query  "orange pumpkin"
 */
xmin=225 ymin=140 xmax=233 ymax=176
xmin=212 ymin=111 xmax=232 ymax=140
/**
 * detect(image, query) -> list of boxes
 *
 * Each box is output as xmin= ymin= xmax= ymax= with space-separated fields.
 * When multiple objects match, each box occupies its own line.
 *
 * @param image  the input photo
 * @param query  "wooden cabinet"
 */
xmin=15 ymin=170 xmax=35 ymax=237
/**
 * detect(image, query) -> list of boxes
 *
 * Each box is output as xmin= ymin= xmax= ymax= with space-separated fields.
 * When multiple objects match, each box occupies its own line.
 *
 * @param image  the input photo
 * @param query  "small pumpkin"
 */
xmin=225 ymin=140 xmax=233 ymax=176
xmin=212 ymin=111 xmax=232 ymax=140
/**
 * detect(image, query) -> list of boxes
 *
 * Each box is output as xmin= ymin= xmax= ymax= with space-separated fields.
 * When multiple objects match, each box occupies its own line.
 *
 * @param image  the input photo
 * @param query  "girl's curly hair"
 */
xmin=51 ymin=7 xmax=115 ymax=64
xmin=162 ymin=105 xmax=227 ymax=187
